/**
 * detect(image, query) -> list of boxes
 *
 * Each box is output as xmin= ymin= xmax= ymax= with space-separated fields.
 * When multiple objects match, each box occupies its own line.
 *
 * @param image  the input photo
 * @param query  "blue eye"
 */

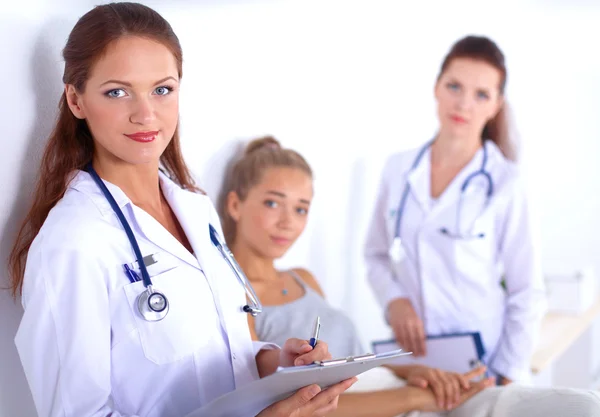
xmin=296 ymin=207 xmax=308 ymax=215
xmin=264 ymin=200 xmax=278 ymax=208
xmin=154 ymin=86 xmax=173 ymax=96
xmin=477 ymin=91 xmax=490 ymax=100
xmin=105 ymin=89 xmax=126 ymax=98
xmin=447 ymin=82 xmax=460 ymax=91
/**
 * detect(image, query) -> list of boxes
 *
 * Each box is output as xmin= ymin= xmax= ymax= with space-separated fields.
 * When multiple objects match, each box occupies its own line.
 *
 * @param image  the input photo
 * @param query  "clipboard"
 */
xmin=185 ymin=349 xmax=411 ymax=417
xmin=372 ymin=332 xmax=485 ymax=374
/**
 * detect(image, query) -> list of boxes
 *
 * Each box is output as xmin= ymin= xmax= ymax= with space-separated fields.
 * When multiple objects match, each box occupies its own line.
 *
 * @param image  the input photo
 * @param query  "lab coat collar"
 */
xmin=407 ymin=141 xmax=497 ymax=213
xmin=134 ymin=171 xmax=203 ymax=271
xmin=455 ymin=140 xmax=505 ymax=200
xmin=68 ymin=170 xmax=202 ymax=271
xmin=482 ymin=139 xmax=505 ymax=169
xmin=68 ymin=170 xmax=130 ymax=216
xmin=406 ymin=146 xmax=432 ymax=210
xmin=158 ymin=171 xmax=211 ymax=271
xmin=447 ymin=144 xmax=489 ymax=198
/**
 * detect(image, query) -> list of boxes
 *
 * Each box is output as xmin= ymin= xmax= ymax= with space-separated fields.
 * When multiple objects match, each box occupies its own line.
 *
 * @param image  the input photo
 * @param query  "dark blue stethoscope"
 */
xmin=390 ymin=140 xmax=494 ymax=262
xmin=86 ymin=164 xmax=263 ymax=321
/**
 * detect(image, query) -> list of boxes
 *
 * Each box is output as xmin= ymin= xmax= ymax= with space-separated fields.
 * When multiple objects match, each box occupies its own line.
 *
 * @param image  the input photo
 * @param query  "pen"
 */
xmin=123 ymin=264 xmax=141 ymax=283
xmin=309 ymin=316 xmax=321 ymax=349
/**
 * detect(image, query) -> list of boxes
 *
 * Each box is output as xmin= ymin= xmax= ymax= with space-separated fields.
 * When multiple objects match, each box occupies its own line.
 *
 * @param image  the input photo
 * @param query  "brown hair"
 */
xmin=218 ymin=136 xmax=313 ymax=246
xmin=438 ymin=35 xmax=517 ymax=160
xmin=8 ymin=2 xmax=199 ymax=297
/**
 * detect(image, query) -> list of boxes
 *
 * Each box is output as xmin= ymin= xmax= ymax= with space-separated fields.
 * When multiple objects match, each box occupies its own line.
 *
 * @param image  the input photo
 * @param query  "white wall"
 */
xmin=1 ymin=0 xmax=599 ymax=415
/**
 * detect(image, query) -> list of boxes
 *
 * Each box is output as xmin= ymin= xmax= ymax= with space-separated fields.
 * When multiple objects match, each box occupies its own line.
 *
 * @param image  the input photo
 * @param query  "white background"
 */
xmin=1 ymin=0 xmax=599 ymax=415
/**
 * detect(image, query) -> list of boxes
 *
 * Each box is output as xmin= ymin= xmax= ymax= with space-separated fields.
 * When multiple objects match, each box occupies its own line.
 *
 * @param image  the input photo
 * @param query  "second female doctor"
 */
xmin=365 ymin=35 xmax=546 ymax=385
xmin=8 ymin=3 xmax=353 ymax=417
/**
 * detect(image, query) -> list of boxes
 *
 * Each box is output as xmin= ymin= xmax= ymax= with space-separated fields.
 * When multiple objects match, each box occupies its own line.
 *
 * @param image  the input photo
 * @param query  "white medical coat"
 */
xmin=15 ymin=170 xmax=272 ymax=417
xmin=365 ymin=140 xmax=547 ymax=382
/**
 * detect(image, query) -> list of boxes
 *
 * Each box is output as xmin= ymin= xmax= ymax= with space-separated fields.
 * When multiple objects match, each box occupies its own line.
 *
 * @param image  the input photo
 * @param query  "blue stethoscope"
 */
xmin=390 ymin=140 xmax=494 ymax=262
xmin=86 ymin=164 xmax=263 ymax=322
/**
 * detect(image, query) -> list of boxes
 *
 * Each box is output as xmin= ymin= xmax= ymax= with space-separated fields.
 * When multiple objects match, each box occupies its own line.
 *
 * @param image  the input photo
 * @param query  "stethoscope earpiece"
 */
xmin=243 ymin=304 xmax=260 ymax=317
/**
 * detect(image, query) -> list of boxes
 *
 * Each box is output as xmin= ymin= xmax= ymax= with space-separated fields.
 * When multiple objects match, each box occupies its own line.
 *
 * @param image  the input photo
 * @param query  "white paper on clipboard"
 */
xmin=185 ymin=349 xmax=411 ymax=417
xmin=372 ymin=332 xmax=485 ymax=374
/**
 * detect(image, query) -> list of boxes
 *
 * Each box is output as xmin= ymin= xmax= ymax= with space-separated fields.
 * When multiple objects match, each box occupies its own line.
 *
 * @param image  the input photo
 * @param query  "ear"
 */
xmin=434 ymin=79 xmax=441 ymax=101
xmin=65 ymin=84 xmax=86 ymax=119
xmin=226 ymin=190 xmax=242 ymax=222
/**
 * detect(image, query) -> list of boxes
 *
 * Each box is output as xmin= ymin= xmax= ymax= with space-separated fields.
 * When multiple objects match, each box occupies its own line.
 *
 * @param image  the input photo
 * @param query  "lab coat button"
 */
xmin=232 ymin=353 xmax=237 ymax=360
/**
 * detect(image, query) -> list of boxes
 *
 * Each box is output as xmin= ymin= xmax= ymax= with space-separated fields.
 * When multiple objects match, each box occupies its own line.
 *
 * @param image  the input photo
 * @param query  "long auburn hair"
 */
xmin=438 ymin=35 xmax=517 ymax=160
xmin=8 ymin=2 xmax=198 ymax=297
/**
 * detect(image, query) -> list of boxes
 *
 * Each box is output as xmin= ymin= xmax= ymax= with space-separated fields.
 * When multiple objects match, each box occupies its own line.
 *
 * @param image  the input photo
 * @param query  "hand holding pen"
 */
xmin=278 ymin=316 xmax=330 ymax=367
xmin=258 ymin=317 xmax=358 ymax=416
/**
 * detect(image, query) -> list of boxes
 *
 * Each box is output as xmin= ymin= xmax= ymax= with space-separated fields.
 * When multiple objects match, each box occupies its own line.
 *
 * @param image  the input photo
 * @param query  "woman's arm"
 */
xmin=248 ymin=309 xmax=284 ymax=378
xmin=250 ymin=305 xmax=333 ymax=378
xmin=248 ymin=314 xmax=260 ymax=341
xmin=364 ymin=156 xmax=410 ymax=312
xmin=491 ymin=177 xmax=547 ymax=382
xmin=15 ymin=240 xmax=137 ymax=417
xmin=329 ymin=366 xmax=493 ymax=417
xmin=255 ymin=348 xmax=281 ymax=378
xmin=248 ymin=311 xmax=282 ymax=377
xmin=384 ymin=364 xmax=484 ymax=409
xmin=255 ymin=339 xmax=333 ymax=378
xmin=383 ymin=364 xmax=422 ymax=379
xmin=329 ymin=388 xmax=423 ymax=417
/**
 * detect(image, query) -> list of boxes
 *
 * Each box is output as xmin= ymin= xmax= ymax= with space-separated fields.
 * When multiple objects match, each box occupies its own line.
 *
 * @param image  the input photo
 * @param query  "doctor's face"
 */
xmin=65 ymin=36 xmax=180 ymax=167
xmin=434 ymin=57 xmax=503 ymax=140
xmin=230 ymin=167 xmax=313 ymax=259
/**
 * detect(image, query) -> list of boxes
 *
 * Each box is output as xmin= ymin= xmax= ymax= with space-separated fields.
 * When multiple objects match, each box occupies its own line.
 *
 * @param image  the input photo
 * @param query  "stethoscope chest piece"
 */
xmin=389 ymin=237 xmax=407 ymax=263
xmin=137 ymin=286 xmax=169 ymax=321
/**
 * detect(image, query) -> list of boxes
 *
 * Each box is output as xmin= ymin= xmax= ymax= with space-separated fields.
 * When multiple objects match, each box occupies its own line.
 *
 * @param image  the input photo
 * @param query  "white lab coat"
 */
xmin=365 ymin=140 xmax=547 ymax=383
xmin=15 ymin=170 xmax=274 ymax=417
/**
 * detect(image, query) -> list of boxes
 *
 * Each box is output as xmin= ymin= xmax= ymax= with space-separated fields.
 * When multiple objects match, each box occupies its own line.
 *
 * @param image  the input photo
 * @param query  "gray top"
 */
xmin=254 ymin=271 xmax=365 ymax=358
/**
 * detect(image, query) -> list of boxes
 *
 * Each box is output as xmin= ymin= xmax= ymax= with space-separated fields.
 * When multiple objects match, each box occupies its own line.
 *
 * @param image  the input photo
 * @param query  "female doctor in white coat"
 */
xmin=8 ymin=3 xmax=354 ymax=416
xmin=365 ymin=35 xmax=546 ymax=385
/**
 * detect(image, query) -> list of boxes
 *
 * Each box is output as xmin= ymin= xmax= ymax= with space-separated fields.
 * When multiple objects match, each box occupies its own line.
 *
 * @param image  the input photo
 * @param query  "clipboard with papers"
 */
xmin=185 ymin=349 xmax=411 ymax=417
xmin=372 ymin=332 xmax=486 ymax=374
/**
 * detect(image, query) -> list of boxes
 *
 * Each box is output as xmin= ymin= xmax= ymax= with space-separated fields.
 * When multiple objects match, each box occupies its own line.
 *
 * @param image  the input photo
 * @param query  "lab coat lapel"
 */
xmin=131 ymin=204 xmax=201 ymax=270
xmin=174 ymin=191 xmax=260 ymax=387
xmin=428 ymin=146 xmax=488 ymax=220
xmin=183 ymin=198 xmax=231 ymax=324
xmin=161 ymin=184 xmax=231 ymax=332
xmin=406 ymin=147 xmax=432 ymax=211
xmin=161 ymin=184 xmax=209 ymax=269
xmin=430 ymin=149 xmax=483 ymax=209
xmin=157 ymin=176 xmax=233 ymax=321
xmin=130 ymin=179 xmax=201 ymax=271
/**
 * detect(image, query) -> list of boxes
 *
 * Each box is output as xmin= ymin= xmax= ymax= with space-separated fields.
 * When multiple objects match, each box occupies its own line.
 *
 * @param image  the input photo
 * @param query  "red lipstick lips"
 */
xmin=450 ymin=115 xmax=467 ymax=124
xmin=124 ymin=131 xmax=158 ymax=143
